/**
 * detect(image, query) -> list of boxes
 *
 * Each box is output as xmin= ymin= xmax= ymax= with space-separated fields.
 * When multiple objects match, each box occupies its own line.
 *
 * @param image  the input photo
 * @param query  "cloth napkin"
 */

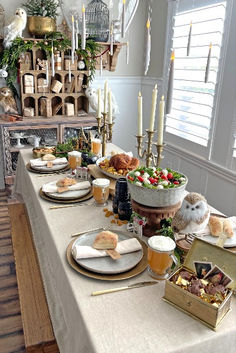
xmin=42 ymin=180 xmax=91 ymax=193
xmin=30 ymin=157 xmax=68 ymax=167
xmin=72 ymin=238 xmax=142 ymax=260
xmin=196 ymin=216 xmax=236 ymax=236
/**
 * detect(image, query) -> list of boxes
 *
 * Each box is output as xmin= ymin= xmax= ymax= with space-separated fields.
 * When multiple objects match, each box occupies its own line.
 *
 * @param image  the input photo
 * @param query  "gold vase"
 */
xmin=27 ymin=16 xmax=56 ymax=37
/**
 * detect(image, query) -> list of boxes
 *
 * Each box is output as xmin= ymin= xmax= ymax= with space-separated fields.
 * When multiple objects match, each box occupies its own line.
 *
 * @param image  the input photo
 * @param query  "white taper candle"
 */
xmin=149 ymin=84 xmax=158 ymax=132
xmin=108 ymin=90 xmax=112 ymax=123
xmin=157 ymin=96 xmax=165 ymax=145
xmin=104 ymin=80 xmax=108 ymax=113
xmin=138 ymin=91 xmax=143 ymax=136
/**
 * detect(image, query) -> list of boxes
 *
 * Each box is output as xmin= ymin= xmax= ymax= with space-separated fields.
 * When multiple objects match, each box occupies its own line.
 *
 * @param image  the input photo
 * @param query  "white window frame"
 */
xmin=162 ymin=0 xmax=232 ymax=160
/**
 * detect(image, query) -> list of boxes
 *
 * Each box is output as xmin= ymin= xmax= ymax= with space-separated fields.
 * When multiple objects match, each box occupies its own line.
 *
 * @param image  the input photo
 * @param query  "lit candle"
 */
xmin=110 ymin=24 xmax=113 ymax=56
xmin=187 ymin=21 xmax=192 ymax=56
xmin=144 ymin=18 xmax=151 ymax=75
xmin=122 ymin=0 xmax=126 ymax=38
xmin=138 ymin=91 xmax=142 ymax=136
xmin=126 ymin=41 xmax=129 ymax=65
xmin=149 ymin=84 xmax=158 ymax=132
xmin=51 ymin=44 xmax=55 ymax=77
xmin=46 ymin=60 xmax=49 ymax=85
xmin=82 ymin=4 xmax=86 ymax=50
xmin=104 ymin=80 xmax=108 ymax=113
xmin=100 ymin=54 xmax=103 ymax=76
xmin=166 ymin=50 xmax=175 ymax=115
xmin=68 ymin=61 xmax=71 ymax=83
xmin=75 ymin=20 xmax=79 ymax=50
xmin=205 ymin=43 xmax=212 ymax=83
xmin=108 ymin=90 xmax=112 ymax=124
xmin=71 ymin=15 xmax=75 ymax=64
xmin=157 ymin=96 xmax=165 ymax=145
xmin=97 ymin=88 xmax=101 ymax=118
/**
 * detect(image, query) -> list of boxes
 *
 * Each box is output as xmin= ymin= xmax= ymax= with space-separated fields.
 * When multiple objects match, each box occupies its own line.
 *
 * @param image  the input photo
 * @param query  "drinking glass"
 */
xmin=147 ymin=236 xmax=178 ymax=280
xmin=91 ymin=138 xmax=101 ymax=155
xmin=92 ymin=178 xmax=110 ymax=206
xmin=68 ymin=151 xmax=82 ymax=171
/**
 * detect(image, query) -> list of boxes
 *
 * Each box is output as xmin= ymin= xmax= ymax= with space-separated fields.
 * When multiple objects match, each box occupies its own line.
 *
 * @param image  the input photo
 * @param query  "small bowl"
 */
xmin=127 ymin=172 xmax=188 ymax=207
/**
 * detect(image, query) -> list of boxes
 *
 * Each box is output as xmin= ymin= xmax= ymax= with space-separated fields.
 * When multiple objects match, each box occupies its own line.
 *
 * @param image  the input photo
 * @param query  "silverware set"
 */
xmin=49 ymin=202 xmax=93 ymax=210
xmin=91 ymin=281 xmax=158 ymax=296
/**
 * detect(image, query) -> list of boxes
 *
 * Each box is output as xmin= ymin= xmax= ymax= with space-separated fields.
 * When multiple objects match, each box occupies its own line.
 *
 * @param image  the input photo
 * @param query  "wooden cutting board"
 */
xmin=88 ymin=164 xmax=116 ymax=195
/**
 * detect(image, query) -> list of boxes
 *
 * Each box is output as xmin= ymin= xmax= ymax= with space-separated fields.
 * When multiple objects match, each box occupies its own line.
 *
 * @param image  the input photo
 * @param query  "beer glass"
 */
xmin=68 ymin=151 xmax=82 ymax=171
xmin=91 ymin=138 xmax=101 ymax=155
xmin=147 ymin=236 xmax=178 ymax=280
xmin=92 ymin=178 xmax=110 ymax=206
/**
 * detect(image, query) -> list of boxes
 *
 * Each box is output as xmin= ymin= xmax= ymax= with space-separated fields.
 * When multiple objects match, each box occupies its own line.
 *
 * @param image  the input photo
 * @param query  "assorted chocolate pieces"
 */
xmin=170 ymin=269 xmax=229 ymax=307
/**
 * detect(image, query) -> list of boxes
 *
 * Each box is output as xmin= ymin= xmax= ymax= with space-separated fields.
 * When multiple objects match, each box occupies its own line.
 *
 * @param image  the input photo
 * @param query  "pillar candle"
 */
xmin=157 ymin=96 xmax=165 ymax=145
xmin=71 ymin=15 xmax=75 ymax=64
xmin=82 ymin=4 xmax=86 ymax=50
xmin=205 ymin=43 xmax=212 ymax=83
xmin=138 ymin=91 xmax=142 ymax=136
xmin=149 ymin=84 xmax=158 ymax=131
xmin=97 ymin=88 xmax=101 ymax=118
xmin=122 ymin=0 xmax=126 ymax=38
xmin=108 ymin=90 xmax=112 ymax=123
xmin=187 ymin=21 xmax=192 ymax=56
xmin=110 ymin=24 xmax=113 ymax=56
xmin=104 ymin=80 xmax=108 ymax=113
xmin=51 ymin=44 xmax=55 ymax=77
xmin=166 ymin=50 xmax=175 ymax=114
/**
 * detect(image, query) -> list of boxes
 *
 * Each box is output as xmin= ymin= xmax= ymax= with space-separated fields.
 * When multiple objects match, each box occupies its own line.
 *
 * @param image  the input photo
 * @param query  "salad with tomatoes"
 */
xmin=127 ymin=167 xmax=186 ymax=189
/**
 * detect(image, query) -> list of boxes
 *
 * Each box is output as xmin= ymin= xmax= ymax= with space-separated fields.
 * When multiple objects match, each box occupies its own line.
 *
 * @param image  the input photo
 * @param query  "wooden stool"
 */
xmin=131 ymin=200 xmax=181 ymax=237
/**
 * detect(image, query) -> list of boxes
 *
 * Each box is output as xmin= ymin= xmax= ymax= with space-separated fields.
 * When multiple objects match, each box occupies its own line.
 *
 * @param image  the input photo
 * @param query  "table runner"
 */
xmin=14 ymin=148 xmax=236 ymax=353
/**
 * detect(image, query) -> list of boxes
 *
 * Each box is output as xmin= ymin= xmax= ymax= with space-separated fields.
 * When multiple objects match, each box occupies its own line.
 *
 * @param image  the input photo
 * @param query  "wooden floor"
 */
xmin=0 ymin=190 xmax=26 ymax=353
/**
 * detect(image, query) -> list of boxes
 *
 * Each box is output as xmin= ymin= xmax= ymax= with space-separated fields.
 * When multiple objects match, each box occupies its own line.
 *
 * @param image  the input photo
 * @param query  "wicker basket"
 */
xmin=127 ymin=173 xmax=188 ymax=207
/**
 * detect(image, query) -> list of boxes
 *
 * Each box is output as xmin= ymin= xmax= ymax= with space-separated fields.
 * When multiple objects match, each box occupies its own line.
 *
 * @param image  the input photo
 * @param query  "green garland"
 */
xmin=22 ymin=0 xmax=59 ymax=19
xmin=0 ymin=32 xmax=101 ymax=94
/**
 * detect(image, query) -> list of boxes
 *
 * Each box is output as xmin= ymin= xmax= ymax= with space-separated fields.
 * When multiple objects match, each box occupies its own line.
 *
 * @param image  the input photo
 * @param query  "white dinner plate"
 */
xmin=44 ymin=180 xmax=91 ymax=200
xmin=198 ymin=230 xmax=236 ymax=248
xmin=31 ymin=163 xmax=68 ymax=172
xmin=72 ymin=231 xmax=143 ymax=274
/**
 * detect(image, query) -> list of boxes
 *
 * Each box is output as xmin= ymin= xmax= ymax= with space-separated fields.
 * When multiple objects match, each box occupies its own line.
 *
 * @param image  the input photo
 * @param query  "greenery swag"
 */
xmin=22 ymin=0 xmax=59 ymax=19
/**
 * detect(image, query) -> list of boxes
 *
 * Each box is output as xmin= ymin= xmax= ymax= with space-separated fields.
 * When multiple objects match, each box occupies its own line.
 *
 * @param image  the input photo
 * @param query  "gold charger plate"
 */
xmin=66 ymin=236 xmax=148 ymax=281
xmin=39 ymin=188 xmax=93 ymax=204
xmin=26 ymin=162 xmax=70 ymax=174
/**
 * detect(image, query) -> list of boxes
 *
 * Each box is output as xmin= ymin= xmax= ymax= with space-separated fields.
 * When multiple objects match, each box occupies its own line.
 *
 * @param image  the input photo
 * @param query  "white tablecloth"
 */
xmin=14 ymin=148 xmax=236 ymax=353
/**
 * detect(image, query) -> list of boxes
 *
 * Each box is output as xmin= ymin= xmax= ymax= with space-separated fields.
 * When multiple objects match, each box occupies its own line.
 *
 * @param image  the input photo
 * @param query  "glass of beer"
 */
xmin=68 ymin=151 xmax=82 ymax=171
xmin=91 ymin=138 xmax=101 ymax=155
xmin=147 ymin=236 xmax=178 ymax=280
xmin=92 ymin=178 xmax=110 ymax=206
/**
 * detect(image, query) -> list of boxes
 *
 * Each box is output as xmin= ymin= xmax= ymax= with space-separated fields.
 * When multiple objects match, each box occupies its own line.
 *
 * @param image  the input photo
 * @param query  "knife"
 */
xmin=91 ymin=281 xmax=158 ymax=296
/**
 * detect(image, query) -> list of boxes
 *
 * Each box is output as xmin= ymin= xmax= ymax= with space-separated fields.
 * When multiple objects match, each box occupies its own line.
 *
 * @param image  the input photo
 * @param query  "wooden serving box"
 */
xmin=163 ymin=238 xmax=236 ymax=330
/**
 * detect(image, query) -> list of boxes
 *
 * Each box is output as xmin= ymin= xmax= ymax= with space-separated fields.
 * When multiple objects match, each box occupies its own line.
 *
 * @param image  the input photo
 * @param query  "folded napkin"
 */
xmin=42 ymin=180 xmax=91 ymax=193
xmin=30 ymin=157 xmax=68 ymax=167
xmin=196 ymin=216 xmax=236 ymax=237
xmin=72 ymin=238 xmax=142 ymax=260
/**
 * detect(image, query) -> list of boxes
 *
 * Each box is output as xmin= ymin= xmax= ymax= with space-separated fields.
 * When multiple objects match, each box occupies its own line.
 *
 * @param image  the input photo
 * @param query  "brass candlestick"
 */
xmin=135 ymin=130 xmax=156 ymax=168
xmin=153 ymin=142 xmax=166 ymax=167
xmin=97 ymin=112 xmax=114 ymax=157
xmin=96 ymin=116 xmax=102 ymax=134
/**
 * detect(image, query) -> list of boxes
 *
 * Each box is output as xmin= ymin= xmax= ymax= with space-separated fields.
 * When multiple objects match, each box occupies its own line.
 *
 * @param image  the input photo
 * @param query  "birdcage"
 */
xmin=85 ymin=0 xmax=109 ymax=42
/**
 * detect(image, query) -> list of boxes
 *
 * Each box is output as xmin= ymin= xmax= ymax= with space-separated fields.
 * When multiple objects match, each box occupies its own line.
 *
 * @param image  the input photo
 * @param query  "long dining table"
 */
xmin=14 ymin=146 xmax=236 ymax=353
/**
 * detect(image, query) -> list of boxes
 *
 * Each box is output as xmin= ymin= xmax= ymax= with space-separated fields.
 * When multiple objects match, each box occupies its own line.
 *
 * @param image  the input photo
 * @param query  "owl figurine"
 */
xmin=0 ymin=87 xmax=18 ymax=114
xmin=85 ymin=87 xmax=119 ymax=115
xmin=3 ymin=8 xmax=27 ymax=48
xmin=172 ymin=192 xmax=210 ymax=234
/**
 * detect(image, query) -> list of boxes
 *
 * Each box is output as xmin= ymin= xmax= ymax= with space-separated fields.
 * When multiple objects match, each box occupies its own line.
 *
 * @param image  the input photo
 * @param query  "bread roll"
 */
xmin=56 ymin=177 xmax=77 ymax=187
xmin=223 ymin=220 xmax=234 ymax=238
xmin=93 ymin=231 xmax=118 ymax=250
xmin=42 ymin=153 xmax=56 ymax=161
xmin=209 ymin=216 xmax=223 ymax=237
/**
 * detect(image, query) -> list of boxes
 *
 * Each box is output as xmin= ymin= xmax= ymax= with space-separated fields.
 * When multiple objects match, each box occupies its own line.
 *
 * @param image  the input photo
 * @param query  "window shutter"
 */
xmin=165 ymin=1 xmax=227 ymax=147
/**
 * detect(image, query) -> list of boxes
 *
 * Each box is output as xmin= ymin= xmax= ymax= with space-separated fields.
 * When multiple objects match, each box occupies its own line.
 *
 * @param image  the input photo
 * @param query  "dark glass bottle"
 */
xmin=118 ymin=200 xmax=132 ymax=221
xmin=115 ymin=178 xmax=129 ymax=201
xmin=112 ymin=195 xmax=120 ymax=214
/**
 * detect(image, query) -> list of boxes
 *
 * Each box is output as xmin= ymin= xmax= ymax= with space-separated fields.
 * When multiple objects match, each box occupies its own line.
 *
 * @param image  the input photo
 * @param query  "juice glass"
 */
xmin=92 ymin=178 xmax=110 ymax=206
xmin=68 ymin=151 xmax=82 ymax=171
xmin=147 ymin=236 xmax=178 ymax=280
xmin=91 ymin=138 xmax=101 ymax=155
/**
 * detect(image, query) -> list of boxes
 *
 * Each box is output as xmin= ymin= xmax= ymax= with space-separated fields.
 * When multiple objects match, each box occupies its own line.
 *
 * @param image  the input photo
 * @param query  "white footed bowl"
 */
xmin=127 ymin=174 xmax=188 ymax=207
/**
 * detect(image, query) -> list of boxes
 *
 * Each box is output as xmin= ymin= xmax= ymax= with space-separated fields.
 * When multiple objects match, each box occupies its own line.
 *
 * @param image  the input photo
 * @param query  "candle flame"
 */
xmin=161 ymin=95 xmax=164 ymax=101
xmin=82 ymin=4 xmax=85 ymax=12
xmin=209 ymin=43 xmax=212 ymax=49
xmin=190 ymin=21 xmax=192 ymax=27
xmin=123 ymin=0 xmax=126 ymax=4
xmin=138 ymin=91 xmax=142 ymax=97
xmin=127 ymin=41 xmax=129 ymax=47
xmin=171 ymin=50 xmax=175 ymax=61
xmin=72 ymin=15 xmax=74 ymax=22
xmin=146 ymin=18 xmax=150 ymax=29
xmin=154 ymin=84 xmax=157 ymax=89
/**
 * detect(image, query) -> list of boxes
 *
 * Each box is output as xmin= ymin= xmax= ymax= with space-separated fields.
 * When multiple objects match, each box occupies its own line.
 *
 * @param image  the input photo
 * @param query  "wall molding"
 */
xmin=94 ymin=75 xmax=142 ymax=86
xmin=166 ymin=143 xmax=236 ymax=184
